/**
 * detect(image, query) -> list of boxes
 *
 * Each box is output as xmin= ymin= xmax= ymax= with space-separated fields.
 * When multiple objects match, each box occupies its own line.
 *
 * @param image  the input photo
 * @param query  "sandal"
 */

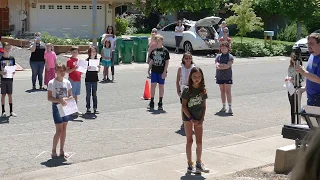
xmin=51 ymin=152 xmax=58 ymax=159
xmin=59 ymin=152 xmax=70 ymax=159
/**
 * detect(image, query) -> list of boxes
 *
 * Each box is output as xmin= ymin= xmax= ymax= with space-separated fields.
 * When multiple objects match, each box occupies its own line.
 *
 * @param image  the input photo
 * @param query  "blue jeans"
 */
xmin=30 ymin=61 xmax=45 ymax=87
xmin=85 ymin=82 xmax=98 ymax=109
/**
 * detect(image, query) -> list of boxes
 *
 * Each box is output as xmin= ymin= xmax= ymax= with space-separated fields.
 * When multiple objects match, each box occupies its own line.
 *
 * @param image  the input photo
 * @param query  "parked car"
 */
xmin=292 ymin=29 xmax=320 ymax=60
xmin=157 ymin=16 xmax=221 ymax=53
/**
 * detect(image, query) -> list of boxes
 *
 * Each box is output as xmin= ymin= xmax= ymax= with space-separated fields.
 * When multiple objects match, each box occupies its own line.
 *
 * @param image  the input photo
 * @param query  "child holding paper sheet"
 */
xmin=47 ymin=62 xmax=73 ymax=159
xmin=66 ymin=46 xmax=82 ymax=115
xmin=85 ymin=46 xmax=101 ymax=114
xmin=0 ymin=42 xmax=16 ymax=117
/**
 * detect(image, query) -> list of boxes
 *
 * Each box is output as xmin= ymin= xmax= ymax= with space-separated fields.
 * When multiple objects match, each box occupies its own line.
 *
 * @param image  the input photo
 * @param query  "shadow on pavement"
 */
xmin=25 ymin=89 xmax=47 ymax=93
xmin=0 ymin=116 xmax=9 ymax=124
xmin=214 ymin=111 xmax=233 ymax=117
xmin=147 ymin=109 xmax=167 ymax=115
xmin=180 ymin=173 xmax=206 ymax=180
xmin=81 ymin=113 xmax=97 ymax=120
xmin=175 ymin=128 xmax=186 ymax=136
xmin=69 ymin=115 xmax=84 ymax=122
xmin=40 ymin=158 xmax=71 ymax=168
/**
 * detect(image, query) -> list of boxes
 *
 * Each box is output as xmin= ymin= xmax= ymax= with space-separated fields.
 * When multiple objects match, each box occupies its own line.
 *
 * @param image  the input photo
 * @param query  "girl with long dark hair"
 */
xmin=101 ymin=26 xmax=117 ymax=82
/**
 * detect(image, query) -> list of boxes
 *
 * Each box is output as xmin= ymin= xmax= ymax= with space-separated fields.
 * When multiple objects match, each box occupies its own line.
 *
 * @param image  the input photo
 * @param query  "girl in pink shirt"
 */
xmin=44 ymin=43 xmax=57 ymax=87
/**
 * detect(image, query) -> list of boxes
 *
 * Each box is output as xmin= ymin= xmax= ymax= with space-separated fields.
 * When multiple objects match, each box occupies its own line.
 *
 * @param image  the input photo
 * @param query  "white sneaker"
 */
xmin=219 ymin=107 xmax=226 ymax=112
xmin=1 ymin=112 xmax=6 ymax=117
xmin=228 ymin=108 xmax=233 ymax=114
xmin=10 ymin=112 xmax=17 ymax=117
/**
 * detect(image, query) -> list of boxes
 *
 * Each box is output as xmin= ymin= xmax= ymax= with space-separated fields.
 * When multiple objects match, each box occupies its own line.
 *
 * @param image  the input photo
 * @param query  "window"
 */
xmin=48 ymin=5 xmax=54 ymax=9
xmin=89 ymin=6 xmax=92 ymax=9
xmin=82 ymin=6 xmax=87 ymax=9
xmin=32 ymin=3 xmax=36 ymax=8
xmin=57 ymin=5 xmax=62 ymax=9
xmin=97 ymin=6 xmax=102 ymax=9
xmin=65 ymin=5 xmax=71 ymax=9
xmin=184 ymin=25 xmax=191 ymax=31
xmin=74 ymin=5 xmax=79 ymax=9
xmin=163 ymin=24 xmax=176 ymax=31
xmin=39 ymin=5 xmax=45 ymax=9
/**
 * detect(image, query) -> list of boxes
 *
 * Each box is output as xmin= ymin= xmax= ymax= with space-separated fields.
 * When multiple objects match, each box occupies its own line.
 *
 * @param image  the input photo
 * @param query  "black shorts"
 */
xmin=180 ymin=98 xmax=182 ymax=104
xmin=1 ymin=80 xmax=13 ymax=94
xmin=216 ymin=80 xmax=233 ymax=84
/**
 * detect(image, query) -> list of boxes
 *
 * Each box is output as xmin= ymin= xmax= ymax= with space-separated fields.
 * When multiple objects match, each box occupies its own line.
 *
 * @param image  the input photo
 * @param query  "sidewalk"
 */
xmin=3 ymin=126 xmax=292 ymax=180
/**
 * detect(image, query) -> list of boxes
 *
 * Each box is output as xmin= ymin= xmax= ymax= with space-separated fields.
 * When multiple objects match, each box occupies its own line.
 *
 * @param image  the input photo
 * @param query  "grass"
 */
xmin=231 ymin=36 xmax=294 ymax=45
xmin=131 ymin=33 xmax=295 ymax=45
xmin=130 ymin=33 xmax=150 ymax=37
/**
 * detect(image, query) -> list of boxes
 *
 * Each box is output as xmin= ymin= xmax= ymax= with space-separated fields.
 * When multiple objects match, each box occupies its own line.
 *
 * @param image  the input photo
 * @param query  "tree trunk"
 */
xmin=297 ymin=20 xmax=301 ymax=41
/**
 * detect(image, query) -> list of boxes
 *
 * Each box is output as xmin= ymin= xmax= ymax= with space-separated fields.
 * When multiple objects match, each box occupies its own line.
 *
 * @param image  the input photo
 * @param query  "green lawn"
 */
xmin=131 ymin=33 xmax=295 ymax=45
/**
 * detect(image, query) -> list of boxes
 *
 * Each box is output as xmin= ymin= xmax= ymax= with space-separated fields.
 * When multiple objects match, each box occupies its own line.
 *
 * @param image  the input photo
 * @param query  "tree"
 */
xmin=255 ymin=0 xmax=319 ymax=40
xmin=135 ymin=0 xmax=227 ymax=16
xmin=226 ymin=0 xmax=263 ymax=43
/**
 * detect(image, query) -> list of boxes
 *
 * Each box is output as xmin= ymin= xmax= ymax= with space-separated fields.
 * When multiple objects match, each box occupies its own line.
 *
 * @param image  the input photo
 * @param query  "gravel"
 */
xmin=211 ymin=164 xmax=290 ymax=180
xmin=10 ymin=46 xmax=69 ymax=69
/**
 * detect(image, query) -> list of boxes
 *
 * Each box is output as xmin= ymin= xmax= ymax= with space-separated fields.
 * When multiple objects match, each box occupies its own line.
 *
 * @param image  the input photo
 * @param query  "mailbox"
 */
xmin=264 ymin=31 xmax=274 ymax=46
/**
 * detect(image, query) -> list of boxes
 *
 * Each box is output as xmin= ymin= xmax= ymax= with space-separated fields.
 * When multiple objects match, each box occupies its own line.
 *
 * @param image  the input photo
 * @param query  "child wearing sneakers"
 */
xmin=66 ymin=46 xmax=82 ymax=115
xmin=181 ymin=67 xmax=209 ymax=174
xmin=47 ymin=62 xmax=73 ymax=159
xmin=215 ymin=41 xmax=234 ymax=114
xmin=147 ymin=34 xmax=170 ymax=110
xmin=0 ymin=42 xmax=17 ymax=117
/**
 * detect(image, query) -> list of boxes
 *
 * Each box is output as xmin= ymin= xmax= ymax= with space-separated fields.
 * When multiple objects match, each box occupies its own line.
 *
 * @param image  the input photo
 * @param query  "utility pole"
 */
xmin=92 ymin=0 xmax=97 ymax=47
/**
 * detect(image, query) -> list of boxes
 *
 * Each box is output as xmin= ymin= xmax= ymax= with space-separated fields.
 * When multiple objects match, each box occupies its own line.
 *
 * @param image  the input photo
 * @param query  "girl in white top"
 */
xmin=176 ymin=52 xmax=195 ymax=129
xmin=101 ymin=26 xmax=117 ymax=81
xmin=175 ymin=20 xmax=185 ymax=53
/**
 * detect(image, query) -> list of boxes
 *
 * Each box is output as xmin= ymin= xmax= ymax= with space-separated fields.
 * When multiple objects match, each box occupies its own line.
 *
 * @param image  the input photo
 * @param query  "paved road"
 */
xmin=0 ymin=53 xmax=303 ymax=177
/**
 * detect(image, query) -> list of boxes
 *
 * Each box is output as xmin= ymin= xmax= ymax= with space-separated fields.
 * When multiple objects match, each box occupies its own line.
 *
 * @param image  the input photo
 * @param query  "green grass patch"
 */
xmin=131 ymin=33 xmax=150 ymax=37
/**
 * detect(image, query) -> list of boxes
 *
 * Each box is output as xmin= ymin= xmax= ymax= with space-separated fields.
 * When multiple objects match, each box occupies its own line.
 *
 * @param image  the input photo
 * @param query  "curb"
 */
xmin=15 ymin=63 xmax=24 ymax=71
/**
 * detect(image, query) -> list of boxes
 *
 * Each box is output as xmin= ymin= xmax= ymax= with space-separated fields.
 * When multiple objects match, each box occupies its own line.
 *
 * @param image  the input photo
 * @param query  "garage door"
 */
xmin=29 ymin=3 xmax=106 ymax=38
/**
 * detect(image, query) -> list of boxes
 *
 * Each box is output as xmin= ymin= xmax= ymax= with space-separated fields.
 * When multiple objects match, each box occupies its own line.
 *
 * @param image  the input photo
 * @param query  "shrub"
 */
xmin=277 ymin=23 xmax=309 ymax=42
xmin=41 ymin=32 xmax=90 ymax=45
xmin=231 ymin=41 xmax=293 ymax=57
xmin=115 ymin=16 xmax=129 ymax=36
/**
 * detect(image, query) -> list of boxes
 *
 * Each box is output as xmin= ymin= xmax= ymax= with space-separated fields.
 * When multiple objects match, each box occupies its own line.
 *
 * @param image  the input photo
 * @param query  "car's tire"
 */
xmin=184 ymin=41 xmax=193 ymax=53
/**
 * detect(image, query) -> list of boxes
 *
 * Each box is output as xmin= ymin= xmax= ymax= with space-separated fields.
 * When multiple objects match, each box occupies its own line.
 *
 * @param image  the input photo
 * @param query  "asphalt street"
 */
xmin=0 ymin=53 xmax=304 ymax=178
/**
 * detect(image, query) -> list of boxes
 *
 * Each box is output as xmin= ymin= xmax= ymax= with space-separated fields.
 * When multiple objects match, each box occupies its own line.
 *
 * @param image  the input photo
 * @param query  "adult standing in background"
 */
xmin=175 ymin=20 xmax=184 ymax=54
xmin=101 ymin=26 xmax=117 ymax=82
xmin=30 ymin=32 xmax=46 ymax=90
xmin=157 ymin=17 xmax=167 ymax=30
xmin=217 ymin=21 xmax=228 ymax=39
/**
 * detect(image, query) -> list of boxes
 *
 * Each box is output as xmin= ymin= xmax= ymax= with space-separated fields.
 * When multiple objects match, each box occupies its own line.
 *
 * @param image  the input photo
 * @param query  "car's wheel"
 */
xmin=184 ymin=41 xmax=193 ymax=53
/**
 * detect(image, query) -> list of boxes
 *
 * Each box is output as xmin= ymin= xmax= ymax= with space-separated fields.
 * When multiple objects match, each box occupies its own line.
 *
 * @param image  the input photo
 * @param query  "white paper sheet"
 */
xmin=89 ymin=59 xmax=99 ymax=66
xmin=4 ymin=66 xmax=16 ymax=78
xmin=88 ymin=59 xmax=99 ymax=71
xmin=303 ymin=105 xmax=320 ymax=116
xmin=283 ymin=81 xmax=295 ymax=96
xmin=76 ymin=60 xmax=88 ymax=73
xmin=58 ymin=98 xmax=79 ymax=117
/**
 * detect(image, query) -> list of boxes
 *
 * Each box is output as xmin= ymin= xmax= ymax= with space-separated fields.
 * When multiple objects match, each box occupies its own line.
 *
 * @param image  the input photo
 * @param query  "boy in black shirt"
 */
xmin=147 ymin=35 xmax=170 ymax=110
xmin=0 ymin=42 xmax=17 ymax=117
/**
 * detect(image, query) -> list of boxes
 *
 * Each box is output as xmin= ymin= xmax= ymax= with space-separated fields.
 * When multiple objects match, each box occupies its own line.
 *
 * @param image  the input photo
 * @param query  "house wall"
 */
xmin=8 ymin=0 xmax=26 ymax=35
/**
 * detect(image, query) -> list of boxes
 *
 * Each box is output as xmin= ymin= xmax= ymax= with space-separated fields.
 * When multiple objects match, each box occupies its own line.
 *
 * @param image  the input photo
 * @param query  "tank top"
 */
xmin=102 ymin=47 xmax=111 ymax=61
xmin=180 ymin=64 xmax=195 ymax=92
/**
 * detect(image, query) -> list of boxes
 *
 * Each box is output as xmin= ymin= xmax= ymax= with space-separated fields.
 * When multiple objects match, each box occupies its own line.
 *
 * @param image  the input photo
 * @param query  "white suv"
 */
xmin=292 ymin=29 xmax=320 ymax=60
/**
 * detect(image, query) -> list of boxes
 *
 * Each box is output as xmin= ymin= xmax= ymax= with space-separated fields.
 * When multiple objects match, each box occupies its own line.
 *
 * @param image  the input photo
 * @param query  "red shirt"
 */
xmin=67 ymin=57 xmax=81 ymax=82
xmin=0 ymin=48 xmax=3 ymax=53
xmin=219 ymin=37 xmax=232 ymax=43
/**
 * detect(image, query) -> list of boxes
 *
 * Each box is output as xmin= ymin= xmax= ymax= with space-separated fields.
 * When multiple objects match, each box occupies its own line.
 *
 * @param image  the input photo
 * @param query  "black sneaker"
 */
xmin=148 ymin=101 xmax=154 ymax=109
xmin=94 ymin=109 xmax=100 ymax=114
xmin=187 ymin=162 xmax=195 ymax=173
xmin=86 ymin=109 xmax=91 ymax=114
xmin=158 ymin=102 xmax=163 ymax=110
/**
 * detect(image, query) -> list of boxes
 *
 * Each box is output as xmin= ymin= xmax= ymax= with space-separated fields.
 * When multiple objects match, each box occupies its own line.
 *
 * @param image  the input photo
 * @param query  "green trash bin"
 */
xmin=113 ymin=49 xmax=119 ymax=65
xmin=116 ymin=38 xmax=124 ymax=61
xmin=122 ymin=39 xmax=134 ymax=64
xmin=131 ymin=36 xmax=140 ymax=61
xmin=136 ymin=36 xmax=149 ymax=63
xmin=98 ymin=36 xmax=103 ymax=54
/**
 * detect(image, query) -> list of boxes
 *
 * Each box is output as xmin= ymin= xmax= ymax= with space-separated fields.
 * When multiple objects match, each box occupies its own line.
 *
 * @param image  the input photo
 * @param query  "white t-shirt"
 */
xmin=47 ymin=78 xmax=72 ymax=99
xmin=102 ymin=34 xmax=117 ymax=50
xmin=175 ymin=26 xmax=184 ymax=36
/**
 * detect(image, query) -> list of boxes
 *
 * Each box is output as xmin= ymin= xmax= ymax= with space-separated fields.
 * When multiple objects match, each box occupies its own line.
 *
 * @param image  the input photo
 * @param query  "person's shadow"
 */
xmin=81 ymin=113 xmax=97 ymax=120
xmin=40 ymin=157 xmax=71 ymax=167
xmin=214 ymin=111 xmax=233 ymax=117
xmin=180 ymin=173 xmax=206 ymax=180
xmin=0 ymin=116 xmax=9 ymax=124
xmin=25 ymin=89 xmax=47 ymax=93
xmin=147 ymin=109 xmax=167 ymax=115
